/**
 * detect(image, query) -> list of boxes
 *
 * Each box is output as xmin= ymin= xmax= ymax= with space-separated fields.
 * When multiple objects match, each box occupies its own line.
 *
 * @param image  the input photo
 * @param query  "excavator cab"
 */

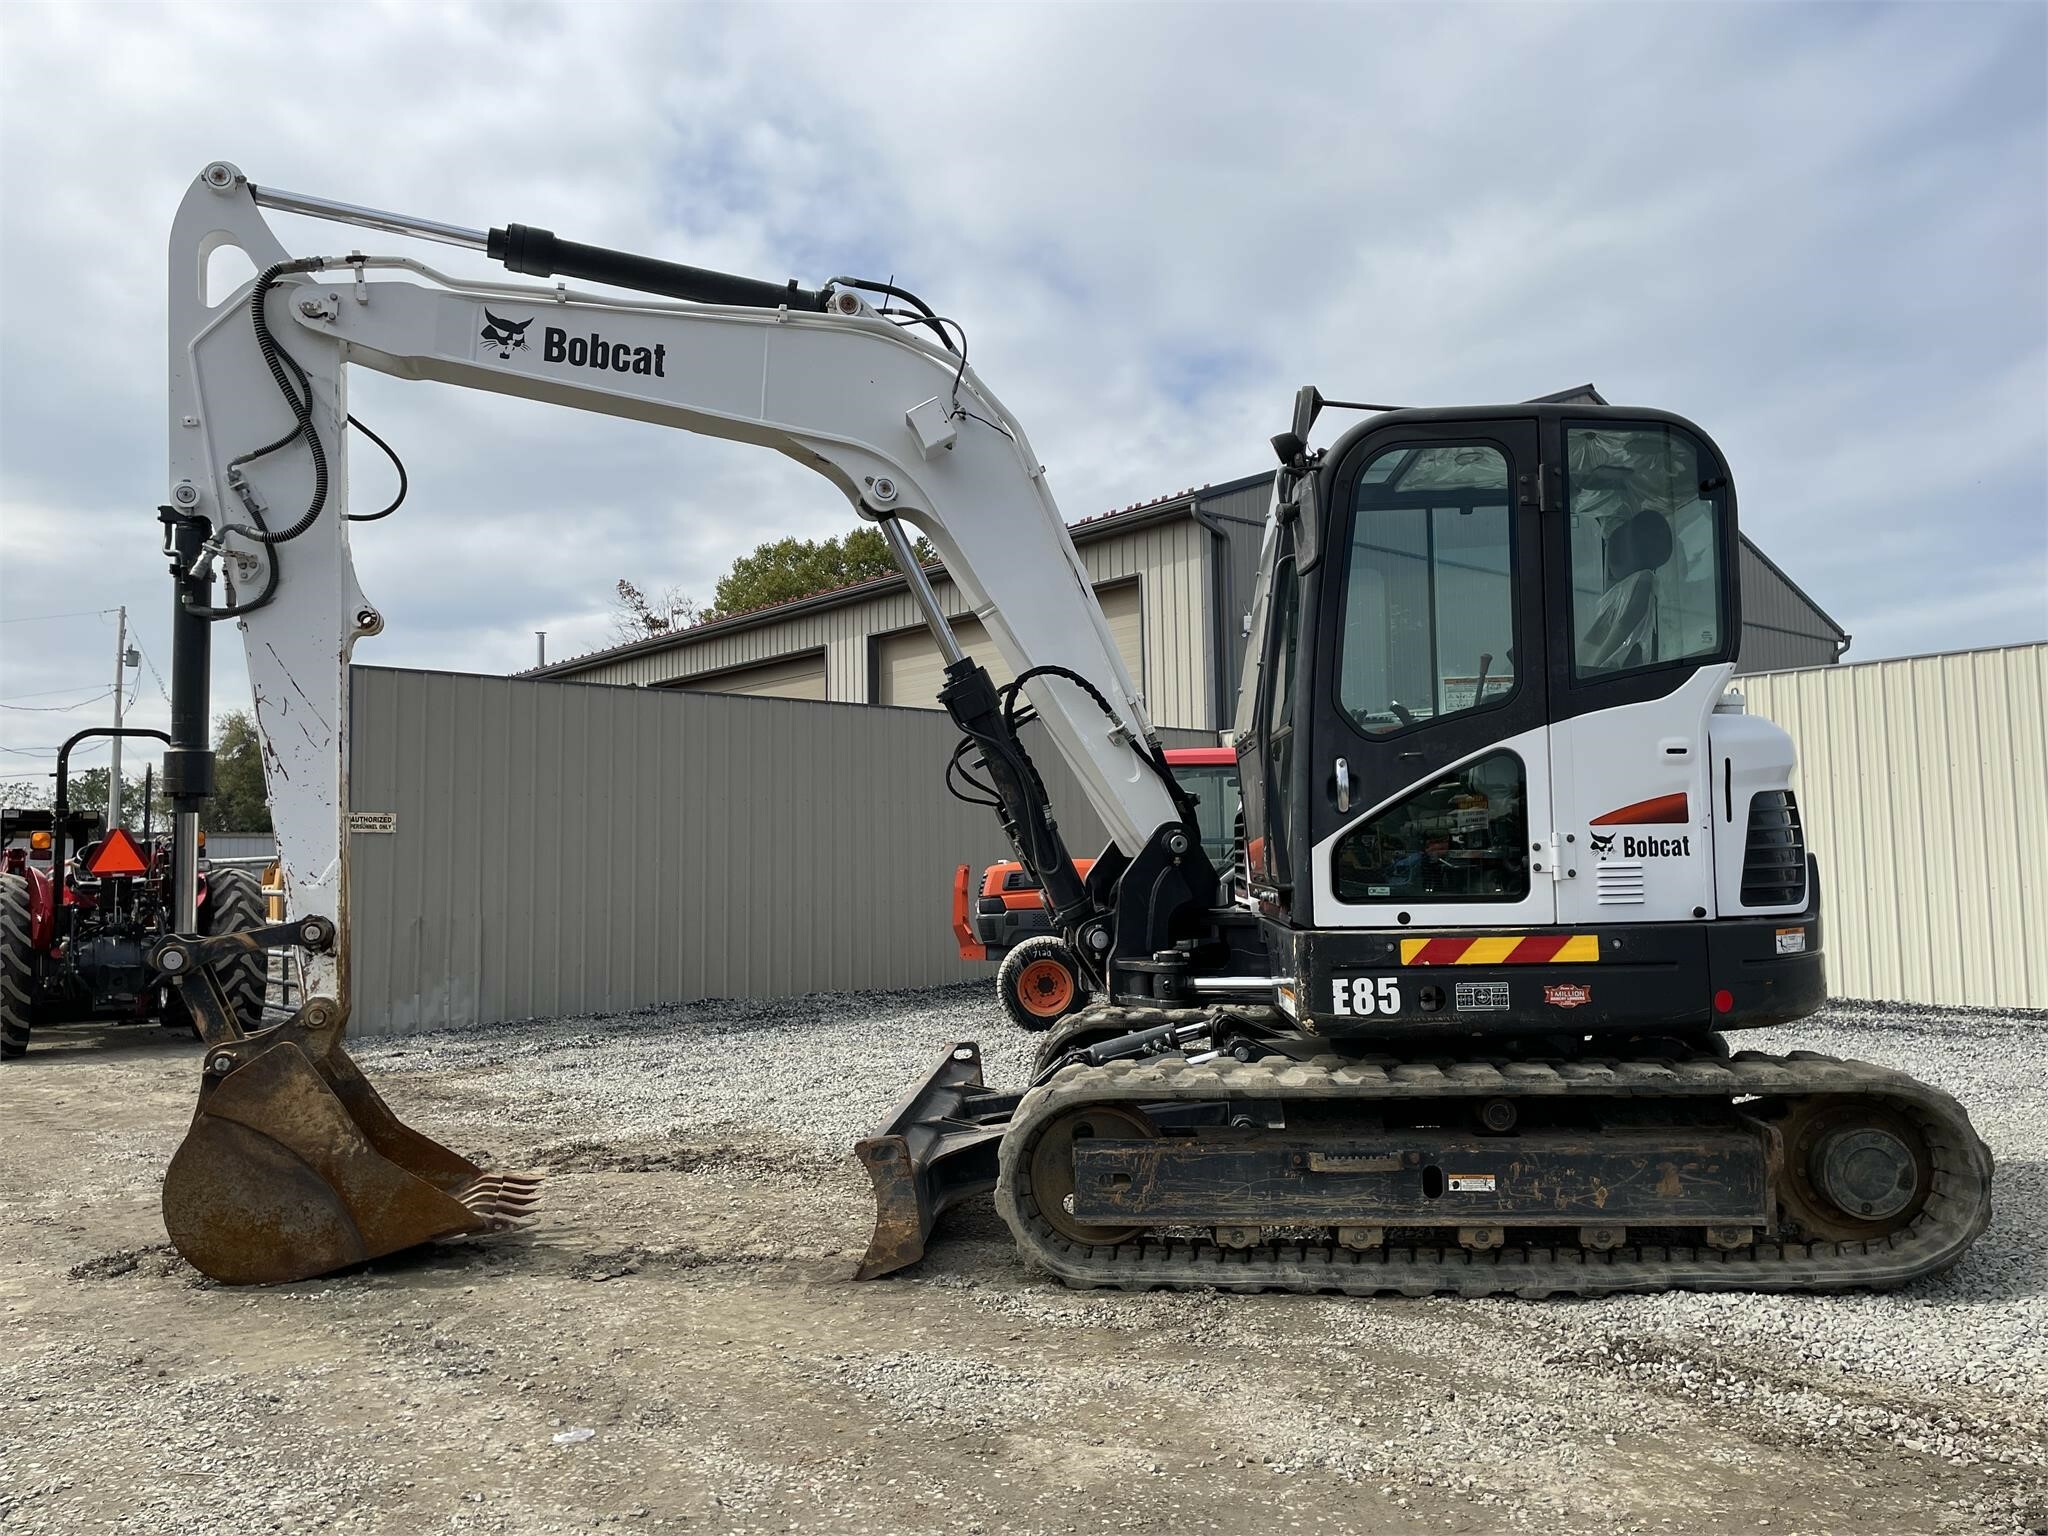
xmin=1231 ymin=398 xmax=1823 ymax=1042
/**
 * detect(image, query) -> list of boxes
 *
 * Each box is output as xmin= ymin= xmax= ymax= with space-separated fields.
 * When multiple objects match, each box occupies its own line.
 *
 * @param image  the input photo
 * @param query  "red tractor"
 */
xmin=0 ymin=730 xmax=264 ymax=1059
xmin=952 ymin=747 xmax=1240 ymax=1029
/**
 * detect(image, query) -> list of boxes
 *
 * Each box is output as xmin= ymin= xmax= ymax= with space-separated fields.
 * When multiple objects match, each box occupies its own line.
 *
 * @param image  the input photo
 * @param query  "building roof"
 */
xmin=524 ymin=470 xmax=1273 ymax=678
xmin=526 ymin=382 xmax=1851 ymax=678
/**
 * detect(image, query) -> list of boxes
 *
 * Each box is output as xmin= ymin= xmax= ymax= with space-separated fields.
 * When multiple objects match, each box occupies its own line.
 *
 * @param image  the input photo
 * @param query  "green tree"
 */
xmin=710 ymin=526 xmax=935 ymax=616
xmin=0 ymin=779 xmax=52 ymax=812
xmin=0 ymin=771 xmax=169 ymax=826
xmin=207 ymin=710 xmax=272 ymax=833
xmin=63 ymin=767 xmax=172 ymax=830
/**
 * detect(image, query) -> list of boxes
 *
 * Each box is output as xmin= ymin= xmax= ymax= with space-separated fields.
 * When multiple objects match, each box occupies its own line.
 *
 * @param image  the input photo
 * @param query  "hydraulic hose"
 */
xmin=229 ymin=259 xmax=330 ymax=545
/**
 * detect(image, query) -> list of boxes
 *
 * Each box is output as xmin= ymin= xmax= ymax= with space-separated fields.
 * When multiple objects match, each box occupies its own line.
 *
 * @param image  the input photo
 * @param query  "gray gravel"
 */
xmin=348 ymin=988 xmax=2048 ymax=1528
xmin=3 ymin=988 xmax=2040 ymax=1536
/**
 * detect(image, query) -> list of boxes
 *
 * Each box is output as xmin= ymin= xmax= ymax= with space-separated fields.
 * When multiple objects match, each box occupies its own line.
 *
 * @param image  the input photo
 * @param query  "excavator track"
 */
xmin=995 ymin=1030 xmax=1993 ymax=1298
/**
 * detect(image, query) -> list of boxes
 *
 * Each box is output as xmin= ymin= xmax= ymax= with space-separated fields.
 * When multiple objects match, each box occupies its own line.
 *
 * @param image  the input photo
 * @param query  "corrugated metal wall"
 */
xmin=346 ymin=667 xmax=1216 ymax=1036
xmin=557 ymin=519 xmax=1217 ymax=730
xmin=1196 ymin=476 xmax=1275 ymax=729
xmin=1742 ymin=643 xmax=2048 ymax=1008
xmin=1736 ymin=540 xmax=1847 ymax=674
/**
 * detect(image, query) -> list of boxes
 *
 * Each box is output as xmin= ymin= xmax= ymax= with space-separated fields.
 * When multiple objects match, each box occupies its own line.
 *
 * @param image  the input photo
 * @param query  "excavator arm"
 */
xmin=167 ymin=162 xmax=1185 ymax=1003
xmin=155 ymin=161 xmax=1202 ymax=1283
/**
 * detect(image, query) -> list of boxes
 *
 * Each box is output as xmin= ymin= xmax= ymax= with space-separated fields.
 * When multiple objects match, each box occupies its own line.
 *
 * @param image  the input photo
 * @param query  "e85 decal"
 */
xmin=1331 ymin=976 xmax=1401 ymax=1016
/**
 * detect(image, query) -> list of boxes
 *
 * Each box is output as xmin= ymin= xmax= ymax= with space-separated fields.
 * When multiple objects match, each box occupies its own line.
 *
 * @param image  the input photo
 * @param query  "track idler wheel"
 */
xmin=1774 ymin=1097 xmax=1932 ymax=1243
xmin=1026 ymin=1103 xmax=1155 ymax=1247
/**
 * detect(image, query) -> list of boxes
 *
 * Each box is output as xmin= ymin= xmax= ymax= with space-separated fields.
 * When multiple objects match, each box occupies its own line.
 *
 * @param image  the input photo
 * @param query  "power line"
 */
xmin=0 ymin=688 xmax=117 ymax=714
xmin=0 ymin=681 xmax=109 ymax=701
xmin=0 ymin=738 xmax=112 ymax=758
xmin=0 ymin=607 xmax=119 ymax=626
xmin=132 ymin=641 xmax=174 ymax=707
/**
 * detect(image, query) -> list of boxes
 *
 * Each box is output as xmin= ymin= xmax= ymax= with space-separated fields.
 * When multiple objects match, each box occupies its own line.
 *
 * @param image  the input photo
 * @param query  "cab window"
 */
xmin=1566 ymin=423 xmax=1725 ymax=679
xmin=1332 ymin=752 xmax=1529 ymax=904
xmin=1339 ymin=444 xmax=1515 ymax=735
xmin=1174 ymin=763 xmax=1241 ymax=867
xmin=1261 ymin=557 xmax=1300 ymax=885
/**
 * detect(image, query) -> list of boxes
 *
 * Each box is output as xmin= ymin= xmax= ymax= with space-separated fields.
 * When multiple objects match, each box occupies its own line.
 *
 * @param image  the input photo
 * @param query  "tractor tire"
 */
xmin=1 ymin=874 xmax=34 ymax=1060
xmin=996 ymin=934 xmax=1088 ymax=1032
xmin=200 ymin=867 xmax=268 ymax=1034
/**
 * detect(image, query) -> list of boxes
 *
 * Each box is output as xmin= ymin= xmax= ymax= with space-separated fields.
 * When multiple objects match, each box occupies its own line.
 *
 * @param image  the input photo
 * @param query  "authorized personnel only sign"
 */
xmin=347 ymin=812 xmax=397 ymax=834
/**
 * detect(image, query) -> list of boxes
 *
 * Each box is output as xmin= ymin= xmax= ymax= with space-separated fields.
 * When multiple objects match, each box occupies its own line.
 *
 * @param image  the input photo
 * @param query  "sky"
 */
xmin=2 ymin=1 xmax=2043 ymax=791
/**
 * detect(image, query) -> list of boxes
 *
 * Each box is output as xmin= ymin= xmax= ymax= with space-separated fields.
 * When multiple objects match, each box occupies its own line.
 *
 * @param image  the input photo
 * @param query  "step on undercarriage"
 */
xmin=861 ymin=1009 xmax=1994 ymax=1298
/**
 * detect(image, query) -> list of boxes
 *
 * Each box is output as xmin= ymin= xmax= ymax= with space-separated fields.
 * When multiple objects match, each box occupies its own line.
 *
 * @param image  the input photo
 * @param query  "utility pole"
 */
xmin=109 ymin=606 xmax=136 ymax=829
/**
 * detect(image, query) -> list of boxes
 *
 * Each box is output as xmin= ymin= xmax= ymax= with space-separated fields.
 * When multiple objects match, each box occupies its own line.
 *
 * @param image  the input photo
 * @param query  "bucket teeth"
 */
xmin=456 ymin=1172 xmax=543 ymax=1227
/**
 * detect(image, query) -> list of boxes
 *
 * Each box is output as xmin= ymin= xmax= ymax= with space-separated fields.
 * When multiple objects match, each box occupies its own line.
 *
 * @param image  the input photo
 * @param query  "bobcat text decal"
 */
xmin=544 ymin=326 xmax=666 ymax=377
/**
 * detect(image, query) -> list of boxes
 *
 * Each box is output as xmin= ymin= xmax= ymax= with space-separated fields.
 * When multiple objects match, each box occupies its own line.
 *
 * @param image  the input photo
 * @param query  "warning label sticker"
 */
xmin=1454 ymin=981 xmax=1510 ymax=1012
xmin=1446 ymin=1174 xmax=1497 ymax=1194
xmin=348 ymin=812 xmax=397 ymax=835
xmin=1775 ymin=927 xmax=1807 ymax=955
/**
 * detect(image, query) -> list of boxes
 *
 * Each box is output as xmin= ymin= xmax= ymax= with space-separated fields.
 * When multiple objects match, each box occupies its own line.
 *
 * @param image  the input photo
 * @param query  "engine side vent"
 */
xmin=1595 ymin=861 xmax=1646 ymax=905
xmin=1741 ymin=789 xmax=1806 ymax=907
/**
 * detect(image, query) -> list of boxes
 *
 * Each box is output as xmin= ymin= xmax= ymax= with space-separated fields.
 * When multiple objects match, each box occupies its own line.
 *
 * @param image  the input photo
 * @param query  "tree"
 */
xmin=208 ymin=711 xmax=272 ymax=833
xmin=0 ymin=779 xmax=52 ymax=812
xmin=0 ymin=771 xmax=169 ymax=826
xmin=710 ymin=526 xmax=935 ymax=616
xmin=609 ymin=579 xmax=705 ymax=645
xmin=62 ymin=768 xmax=172 ymax=829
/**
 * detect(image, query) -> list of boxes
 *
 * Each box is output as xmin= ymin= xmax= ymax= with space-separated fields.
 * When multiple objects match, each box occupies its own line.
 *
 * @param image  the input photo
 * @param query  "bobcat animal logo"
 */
xmin=1588 ymin=831 xmax=1616 ymax=856
xmin=480 ymin=310 xmax=532 ymax=360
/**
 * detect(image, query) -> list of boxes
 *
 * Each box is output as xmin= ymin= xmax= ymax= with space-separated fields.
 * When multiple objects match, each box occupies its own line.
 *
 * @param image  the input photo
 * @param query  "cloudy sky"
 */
xmin=2 ymin=1 xmax=2043 ymax=789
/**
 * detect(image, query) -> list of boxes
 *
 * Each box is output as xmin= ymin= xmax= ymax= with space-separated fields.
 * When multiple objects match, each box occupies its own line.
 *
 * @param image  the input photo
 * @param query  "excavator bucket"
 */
xmin=854 ymin=1042 xmax=1019 ymax=1279
xmin=162 ymin=1003 xmax=538 ymax=1286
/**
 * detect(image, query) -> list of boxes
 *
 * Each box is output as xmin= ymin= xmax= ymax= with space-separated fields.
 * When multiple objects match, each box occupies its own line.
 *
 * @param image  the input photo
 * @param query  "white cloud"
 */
xmin=1 ymin=0 xmax=2042 ymax=786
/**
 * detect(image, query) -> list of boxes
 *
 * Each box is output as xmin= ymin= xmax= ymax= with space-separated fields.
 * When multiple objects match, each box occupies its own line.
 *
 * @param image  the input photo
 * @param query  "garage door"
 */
xmin=668 ymin=652 xmax=827 ymax=700
xmin=873 ymin=582 xmax=1142 ymax=709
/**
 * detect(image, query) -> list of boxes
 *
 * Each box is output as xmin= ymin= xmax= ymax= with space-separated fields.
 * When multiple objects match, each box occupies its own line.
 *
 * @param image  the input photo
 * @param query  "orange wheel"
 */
xmin=1017 ymin=958 xmax=1075 ymax=1017
xmin=996 ymin=935 xmax=1088 ymax=1031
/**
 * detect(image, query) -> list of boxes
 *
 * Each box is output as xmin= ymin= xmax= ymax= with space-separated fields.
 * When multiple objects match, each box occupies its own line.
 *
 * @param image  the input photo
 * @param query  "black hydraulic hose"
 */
xmin=944 ymin=737 xmax=1001 ymax=810
xmin=999 ymin=665 xmax=1194 ymax=822
xmin=175 ymin=498 xmax=278 ymax=622
xmin=230 ymin=260 xmax=330 ymax=545
xmin=189 ymin=260 xmax=409 ymax=617
xmin=344 ymin=413 xmax=408 ymax=522
xmin=827 ymin=276 xmax=957 ymax=353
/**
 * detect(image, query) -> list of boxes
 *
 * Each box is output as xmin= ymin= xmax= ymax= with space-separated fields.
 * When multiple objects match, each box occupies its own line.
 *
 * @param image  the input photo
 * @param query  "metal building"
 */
xmin=529 ymin=471 xmax=1848 ymax=728
xmin=344 ymin=666 xmax=1211 ymax=1035
xmin=1742 ymin=642 xmax=2048 ymax=1010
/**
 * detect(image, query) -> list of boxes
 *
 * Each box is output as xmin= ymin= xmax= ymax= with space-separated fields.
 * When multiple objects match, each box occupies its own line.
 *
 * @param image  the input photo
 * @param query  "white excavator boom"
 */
xmin=166 ymin=163 xmax=1180 ymax=1020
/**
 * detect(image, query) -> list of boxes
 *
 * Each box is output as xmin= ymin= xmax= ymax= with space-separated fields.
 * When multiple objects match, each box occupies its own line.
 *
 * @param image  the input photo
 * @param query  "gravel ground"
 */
xmin=2 ymin=988 xmax=2043 ymax=1536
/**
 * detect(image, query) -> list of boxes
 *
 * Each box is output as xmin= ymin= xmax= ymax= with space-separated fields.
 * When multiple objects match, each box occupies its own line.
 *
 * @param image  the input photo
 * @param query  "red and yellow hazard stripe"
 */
xmin=1399 ymin=934 xmax=1600 ymax=966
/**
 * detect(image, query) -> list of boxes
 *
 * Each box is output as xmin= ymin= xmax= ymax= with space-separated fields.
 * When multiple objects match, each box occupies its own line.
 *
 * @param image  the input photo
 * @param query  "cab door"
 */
xmin=1543 ymin=415 xmax=1741 ymax=925
xmin=1304 ymin=417 xmax=1555 ymax=930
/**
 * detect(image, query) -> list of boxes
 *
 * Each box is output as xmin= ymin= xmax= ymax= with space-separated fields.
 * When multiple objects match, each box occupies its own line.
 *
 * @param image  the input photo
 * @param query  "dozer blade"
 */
xmin=163 ymin=1036 xmax=540 ymax=1286
xmin=854 ymin=1042 xmax=1019 ymax=1280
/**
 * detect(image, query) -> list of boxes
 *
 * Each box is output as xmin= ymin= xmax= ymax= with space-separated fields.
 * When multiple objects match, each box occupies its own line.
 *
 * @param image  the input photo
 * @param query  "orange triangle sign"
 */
xmin=87 ymin=826 xmax=148 ymax=878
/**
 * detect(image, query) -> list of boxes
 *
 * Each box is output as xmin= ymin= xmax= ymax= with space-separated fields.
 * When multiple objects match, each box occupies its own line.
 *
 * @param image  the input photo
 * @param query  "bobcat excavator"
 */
xmin=149 ymin=162 xmax=1991 ymax=1294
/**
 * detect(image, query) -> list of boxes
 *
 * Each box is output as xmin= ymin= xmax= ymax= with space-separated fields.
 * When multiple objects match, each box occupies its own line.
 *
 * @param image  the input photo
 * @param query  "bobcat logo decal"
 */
xmin=480 ymin=309 xmax=532 ymax=360
xmin=1588 ymin=831 xmax=1616 ymax=856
